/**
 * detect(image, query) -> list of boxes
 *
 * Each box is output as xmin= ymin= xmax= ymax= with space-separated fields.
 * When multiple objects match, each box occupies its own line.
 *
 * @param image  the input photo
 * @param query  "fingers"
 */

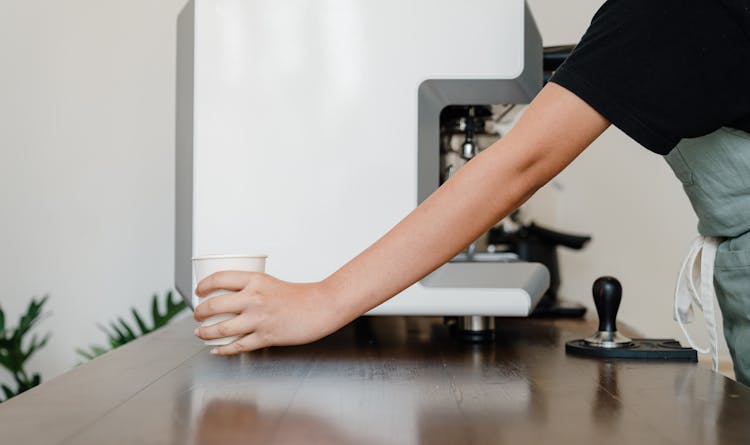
xmin=195 ymin=314 xmax=253 ymax=340
xmin=210 ymin=333 xmax=268 ymax=356
xmin=193 ymin=292 xmax=250 ymax=322
xmin=196 ymin=271 xmax=263 ymax=297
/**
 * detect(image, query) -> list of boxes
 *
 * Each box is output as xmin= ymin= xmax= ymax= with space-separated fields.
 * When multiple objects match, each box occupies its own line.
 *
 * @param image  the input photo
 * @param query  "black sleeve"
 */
xmin=550 ymin=0 xmax=750 ymax=155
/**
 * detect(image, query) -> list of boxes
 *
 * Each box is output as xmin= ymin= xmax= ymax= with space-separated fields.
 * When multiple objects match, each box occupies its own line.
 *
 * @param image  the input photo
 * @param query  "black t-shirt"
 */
xmin=550 ymin=0 xmax=750 ymax=155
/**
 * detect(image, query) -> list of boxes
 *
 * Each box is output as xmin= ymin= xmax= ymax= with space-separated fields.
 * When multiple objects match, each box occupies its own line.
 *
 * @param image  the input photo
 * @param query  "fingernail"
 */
xmin=194 ymin=328 xmax=199 ymax=336
xmin=210 ymin=348 xmax=219 ymax=355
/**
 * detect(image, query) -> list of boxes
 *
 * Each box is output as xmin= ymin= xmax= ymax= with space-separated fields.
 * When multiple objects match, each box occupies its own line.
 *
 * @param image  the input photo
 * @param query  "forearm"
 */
xmin=323 ymin=83 xmax=610 ymax=318
xmin=324 ymin=145 xmax=538 ymax=315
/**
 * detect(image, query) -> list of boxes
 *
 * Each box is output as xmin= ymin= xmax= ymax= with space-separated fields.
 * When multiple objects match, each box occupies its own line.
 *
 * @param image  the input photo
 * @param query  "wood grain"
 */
xmin=0 ymin=316 xmax=748 ymax=444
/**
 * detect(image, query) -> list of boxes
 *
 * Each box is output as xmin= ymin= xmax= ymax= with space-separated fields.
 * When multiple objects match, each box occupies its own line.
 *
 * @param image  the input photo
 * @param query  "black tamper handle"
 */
xmin=593 ymin=276 xmax=622 ymax=333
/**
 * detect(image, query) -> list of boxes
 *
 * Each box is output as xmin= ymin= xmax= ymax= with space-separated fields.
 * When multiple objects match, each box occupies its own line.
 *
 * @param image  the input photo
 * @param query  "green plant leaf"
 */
xmin=18 ymin=300 xmax=39 ymax=334
xmin=108 ymin=322 xmax=133 ymax=345
xmin=131 ymin=308 xmax=149 ymax=335
xmin=22 ymin=334 xmax=38 ymax=361
xmin=14 ymin=372 xmax=38 ymax=394
xmin=76 ymin=290 xmax=186 ymax=362
xmin=101 ymin=321 xmax=129 ymax=349
xmin=76 ymin=345 xmax=109 ymax=361
xmin=96 ymin=323 xmax=126 ymax=349
xmin=96 ymin=323 xmax=114 ymax=339
xmin=91 ymin=345 xmax=108 ymax=356
xmin=152 ymin=291 xmax=187 ymax=329
xmin=38 ymin=333 xmax=50 ymax=349
xmin=21 ymin=332 xmax=49 ymax=362
xmin=0 ymin=356 xmax=11 ymax=373
xmin=151 ymin=294 xmax=161 ymax=329
xmin=10 ymin=296 xmax=48 ymax=348
xmin=0 ymin=306 xmax=5 ymax=334
xmin=166 ymin=291 xmax=187 ymax=317
xmin=107 ymin=322 xmax=121 ymax=340
xmin=12 ymin=374 xmax=26 ymax=391
xmin=117 ymin=318 xmax=136 ymax=341
xmin=1 ymin=383 xmax=15 ymax=401
xmin=0 ymin=296 xmax=48 ymax=396
xmin=75 ymin=348 xmax=95 ymax=361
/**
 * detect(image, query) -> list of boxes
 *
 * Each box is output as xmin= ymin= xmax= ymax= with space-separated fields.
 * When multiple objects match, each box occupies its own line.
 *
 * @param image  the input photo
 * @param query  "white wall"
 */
xmin=0 ymin=0 xmax=724 ymax=387
xmin=0 ymin=0 xmax=188 ymax=382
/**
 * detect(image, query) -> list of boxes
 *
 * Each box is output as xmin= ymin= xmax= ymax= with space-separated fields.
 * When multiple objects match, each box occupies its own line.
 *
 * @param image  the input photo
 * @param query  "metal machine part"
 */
xmin=441 ymin=105 xmax=494 ymax=160
xmin=462 ymin=137 xmax=477 ymax=160
xmin=439 ymin=105 xmax=494 ymax=183
xmin=458 ymin=316 xmax=496 ymax=342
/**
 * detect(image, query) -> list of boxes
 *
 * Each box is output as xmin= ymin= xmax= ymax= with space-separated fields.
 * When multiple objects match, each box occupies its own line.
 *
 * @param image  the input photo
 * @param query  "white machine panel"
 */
xmin=176 ymin=0 xmax=547 ymax=315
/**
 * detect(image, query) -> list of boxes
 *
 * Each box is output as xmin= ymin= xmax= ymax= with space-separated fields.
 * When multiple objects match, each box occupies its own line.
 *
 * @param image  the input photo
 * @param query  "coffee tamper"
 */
xmin=566 ymin=276 xmax=697 ymax=361
xmin=583 ymin=277 xmax=633 ymax=348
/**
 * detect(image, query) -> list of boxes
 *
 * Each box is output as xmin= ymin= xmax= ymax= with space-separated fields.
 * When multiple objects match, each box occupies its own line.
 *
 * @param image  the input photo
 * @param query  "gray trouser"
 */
xmin=666 ymin=128 xmax=750 ymax=385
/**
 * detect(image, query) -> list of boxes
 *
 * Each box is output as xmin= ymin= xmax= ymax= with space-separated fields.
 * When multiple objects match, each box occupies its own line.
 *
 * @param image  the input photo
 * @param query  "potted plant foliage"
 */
xmin=0 ymin=296 xmax=50 ymax=402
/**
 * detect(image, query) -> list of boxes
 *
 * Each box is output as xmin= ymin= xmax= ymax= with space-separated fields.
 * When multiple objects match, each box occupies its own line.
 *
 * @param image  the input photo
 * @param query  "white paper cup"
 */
xmin=192 ymin=254 xmax=267 ymax=346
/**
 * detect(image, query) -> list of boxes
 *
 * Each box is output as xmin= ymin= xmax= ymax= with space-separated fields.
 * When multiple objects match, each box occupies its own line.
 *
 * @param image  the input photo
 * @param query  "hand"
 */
xmin=193 ymin=272 xmax=349 ymax=355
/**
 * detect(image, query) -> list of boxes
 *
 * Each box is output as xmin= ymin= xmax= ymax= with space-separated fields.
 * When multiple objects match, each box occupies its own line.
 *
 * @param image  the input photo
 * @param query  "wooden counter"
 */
xmin=1 ymin=316 xmax=748 ymax=444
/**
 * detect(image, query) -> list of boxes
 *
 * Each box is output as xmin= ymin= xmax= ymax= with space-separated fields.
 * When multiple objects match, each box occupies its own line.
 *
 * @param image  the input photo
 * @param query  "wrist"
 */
xmin=317 ymin=273 xmax=364 ymax=325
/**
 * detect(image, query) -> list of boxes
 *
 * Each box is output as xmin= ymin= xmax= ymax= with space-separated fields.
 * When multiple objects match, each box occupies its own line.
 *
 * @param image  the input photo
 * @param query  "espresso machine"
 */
xmin=175 ymin=0 xmax=550 ymax=338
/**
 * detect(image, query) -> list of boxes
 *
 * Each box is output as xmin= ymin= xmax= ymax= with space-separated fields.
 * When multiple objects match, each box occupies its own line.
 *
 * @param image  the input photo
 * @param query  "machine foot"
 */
xmin=457 ymin=316 xmax=495 ymax=343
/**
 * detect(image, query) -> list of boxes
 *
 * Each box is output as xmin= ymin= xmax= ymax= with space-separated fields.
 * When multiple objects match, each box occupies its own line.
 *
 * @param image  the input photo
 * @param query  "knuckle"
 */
xmin=194 ymin=306 xmax=208 ymax=321
xmin=246 ymin=273 xmax=260 ymax=288
xmin=204 ymin=299 xmax=217 ymax=314
xmin=247 ymin=271 xmax=268 ymax=289
xmin=198 ymin=275 xmax=214 ymax=294
xmin=217 ymin=324 xmax=229 ymax=336
xmin=259 ymin=331 xmax=273 ymax=347
xmin=246 ymin=295 xmax=259 ymax=308
xmin=207 ymin=273 xmax=220 ymax=288
xmin=249 ymin=291 xmax=265 ymax=306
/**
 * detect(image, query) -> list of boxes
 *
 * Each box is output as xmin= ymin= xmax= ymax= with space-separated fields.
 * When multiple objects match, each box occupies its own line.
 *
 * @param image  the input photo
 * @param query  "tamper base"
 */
xmin=584 ymin=330 xmax=633 ymax=349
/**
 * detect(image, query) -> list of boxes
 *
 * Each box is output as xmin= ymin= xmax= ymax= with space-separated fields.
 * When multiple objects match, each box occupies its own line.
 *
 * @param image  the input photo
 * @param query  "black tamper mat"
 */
xmin=566 ymin=339 xmax=697 ymax=360
xmin=565 ymin=277 xmax=698 ymax=362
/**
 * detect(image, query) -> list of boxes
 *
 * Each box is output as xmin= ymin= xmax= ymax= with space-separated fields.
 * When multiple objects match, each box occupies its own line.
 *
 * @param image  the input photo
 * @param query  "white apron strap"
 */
xmin=673 ymin=236 xmax=720 ymax=372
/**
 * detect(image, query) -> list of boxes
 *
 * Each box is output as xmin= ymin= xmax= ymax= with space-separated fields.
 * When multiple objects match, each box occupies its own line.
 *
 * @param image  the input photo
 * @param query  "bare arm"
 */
xmin=194 ymin=83 xmax=610 ymax=354
xmin=326 ymin=83 xmax=610 ymax=316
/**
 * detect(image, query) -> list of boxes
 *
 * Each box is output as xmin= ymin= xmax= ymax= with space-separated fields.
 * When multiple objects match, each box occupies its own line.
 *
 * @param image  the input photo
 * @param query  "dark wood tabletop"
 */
xmin=1 ymin=315 xmax=748 ymax=445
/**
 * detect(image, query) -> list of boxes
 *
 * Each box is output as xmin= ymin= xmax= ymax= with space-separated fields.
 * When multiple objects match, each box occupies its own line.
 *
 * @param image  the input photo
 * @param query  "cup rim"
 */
xmin=192 ymin=254 xmax=268 ymax=260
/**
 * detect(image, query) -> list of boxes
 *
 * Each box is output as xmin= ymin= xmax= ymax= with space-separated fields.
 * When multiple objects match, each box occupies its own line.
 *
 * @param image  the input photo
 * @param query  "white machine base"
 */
xmin=367 ymin=262 xmax=549 ymax=317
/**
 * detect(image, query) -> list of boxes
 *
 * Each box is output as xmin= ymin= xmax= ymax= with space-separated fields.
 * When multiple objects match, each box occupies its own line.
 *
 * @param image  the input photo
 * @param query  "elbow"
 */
xmin=507 ymin=142 xmax=562 ymax=197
